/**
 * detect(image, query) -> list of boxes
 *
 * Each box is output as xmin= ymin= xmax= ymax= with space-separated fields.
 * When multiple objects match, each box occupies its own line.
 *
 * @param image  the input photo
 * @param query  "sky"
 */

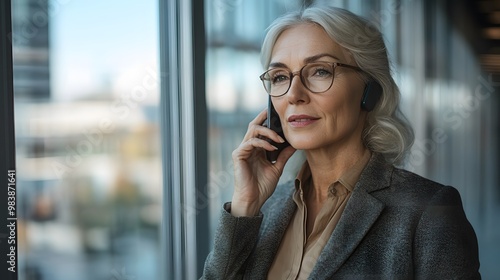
xmin=46 ymin=0 xmax=272 ymax=111
xmin=49 ymin=0 xmax=159 ymax=101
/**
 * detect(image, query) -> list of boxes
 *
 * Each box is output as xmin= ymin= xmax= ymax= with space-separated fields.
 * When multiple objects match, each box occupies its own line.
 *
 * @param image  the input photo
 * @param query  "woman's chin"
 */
xmin=287 ymin=139 xmax=321 ymax=151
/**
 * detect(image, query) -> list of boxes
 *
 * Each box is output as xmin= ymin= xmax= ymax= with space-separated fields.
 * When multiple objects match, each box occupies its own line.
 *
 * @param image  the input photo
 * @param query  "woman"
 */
xmin=202 ymin=5 xmax=480 ymax=279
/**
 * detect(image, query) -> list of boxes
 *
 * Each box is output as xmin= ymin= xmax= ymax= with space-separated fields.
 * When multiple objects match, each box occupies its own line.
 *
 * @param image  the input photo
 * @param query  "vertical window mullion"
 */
xmin=190 ymin=0 xmax=209 ymax=277
xmin=160 ymin=0 xmax=207 ymax=279
xmin=159 ymin=0 xmax=181 ymax=278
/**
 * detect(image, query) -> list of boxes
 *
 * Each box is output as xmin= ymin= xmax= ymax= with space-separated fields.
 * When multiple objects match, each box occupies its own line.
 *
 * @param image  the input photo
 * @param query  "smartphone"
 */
xmin=266 ymin=97 xmax=290 ymax=163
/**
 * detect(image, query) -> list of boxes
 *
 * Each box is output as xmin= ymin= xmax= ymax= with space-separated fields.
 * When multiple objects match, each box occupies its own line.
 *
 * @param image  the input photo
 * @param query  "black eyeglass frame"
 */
xmin=259 ymin=62 xmax=363 ymax=97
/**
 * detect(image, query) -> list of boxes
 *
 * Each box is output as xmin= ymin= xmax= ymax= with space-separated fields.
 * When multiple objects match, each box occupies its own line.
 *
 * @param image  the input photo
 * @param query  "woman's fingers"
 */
xmin=248 ymin=108 xmax=268 ymax=126
xmin=273 ymin=146 xmax=296 ymax=170
xmin=233 ymin=137 xmax=278 ymax=160
xmin=242 ymin=109 xmax=267 ymax=141
xmin=242 ymin=108 xmax=286 ymax=145
xmin=254 ymin=126 xmax=286 ymax=144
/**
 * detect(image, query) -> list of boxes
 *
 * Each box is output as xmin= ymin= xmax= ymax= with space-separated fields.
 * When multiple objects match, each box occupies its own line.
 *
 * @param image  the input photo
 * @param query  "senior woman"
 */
xmin=202 ymin=5 xmax=480 ymax=280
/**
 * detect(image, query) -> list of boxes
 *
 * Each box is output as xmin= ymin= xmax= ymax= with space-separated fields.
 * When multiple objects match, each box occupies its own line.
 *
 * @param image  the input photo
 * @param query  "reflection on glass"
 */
xmin=12 ymin=1 xmax=161 ymax=279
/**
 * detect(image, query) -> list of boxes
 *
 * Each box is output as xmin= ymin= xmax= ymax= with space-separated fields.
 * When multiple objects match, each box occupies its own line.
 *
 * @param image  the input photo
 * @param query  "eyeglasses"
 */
xmin=259 ymin=62 xmax=362 ymax=97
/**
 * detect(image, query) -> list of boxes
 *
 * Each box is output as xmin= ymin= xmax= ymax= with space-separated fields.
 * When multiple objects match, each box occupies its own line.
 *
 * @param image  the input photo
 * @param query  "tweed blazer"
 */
xmin=201 ymin=154 xmax=480 ymax=279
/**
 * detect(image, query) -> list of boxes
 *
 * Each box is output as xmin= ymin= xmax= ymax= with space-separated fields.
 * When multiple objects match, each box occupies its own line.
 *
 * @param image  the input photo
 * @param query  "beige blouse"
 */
xmin=267 ymin=150 xmax=371 ymax=279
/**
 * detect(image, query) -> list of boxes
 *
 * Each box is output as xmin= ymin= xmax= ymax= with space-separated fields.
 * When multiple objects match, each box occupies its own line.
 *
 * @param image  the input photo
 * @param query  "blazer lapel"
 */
xmin=245 ymin=183 xmax=297 ymax=278
xmin=309 ymin=154 xmax=393 ymax=278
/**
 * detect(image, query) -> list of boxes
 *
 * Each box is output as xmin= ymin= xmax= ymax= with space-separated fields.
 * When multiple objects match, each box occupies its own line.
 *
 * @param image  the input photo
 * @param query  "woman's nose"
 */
xmin=286 ymin=73 xmax=310 ymax=104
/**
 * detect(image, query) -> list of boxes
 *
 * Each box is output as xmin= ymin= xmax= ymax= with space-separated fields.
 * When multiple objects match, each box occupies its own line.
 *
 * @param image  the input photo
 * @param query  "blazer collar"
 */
xmin=309 ymin=153 xmax=393 ymax=278
xmin=355 ymin=152 xmax=393 ymax=193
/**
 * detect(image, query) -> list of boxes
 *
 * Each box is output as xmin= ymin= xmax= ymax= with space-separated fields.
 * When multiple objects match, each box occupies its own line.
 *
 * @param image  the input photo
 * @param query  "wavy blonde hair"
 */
xmin=260 ymin=5 xmax=414 ymax=165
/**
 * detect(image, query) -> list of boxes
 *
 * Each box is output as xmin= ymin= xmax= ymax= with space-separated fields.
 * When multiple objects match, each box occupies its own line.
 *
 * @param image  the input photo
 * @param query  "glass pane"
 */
xmin=12 ymin=1 xmax=162 ymax=279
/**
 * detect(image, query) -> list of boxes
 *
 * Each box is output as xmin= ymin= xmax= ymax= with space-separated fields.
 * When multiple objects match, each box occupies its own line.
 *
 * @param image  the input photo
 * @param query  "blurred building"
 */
xmin=11 ymin=1 xmax=162 ymax=280
xmin=11 ymin=0 xmax=50 ymax=101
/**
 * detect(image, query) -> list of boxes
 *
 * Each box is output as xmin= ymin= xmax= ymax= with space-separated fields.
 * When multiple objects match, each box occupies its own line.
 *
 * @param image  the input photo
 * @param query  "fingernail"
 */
xmin=272 ymin=145 xmax=279 ymax=150
xmin=278 ymin=136 xmax=285 ymax=143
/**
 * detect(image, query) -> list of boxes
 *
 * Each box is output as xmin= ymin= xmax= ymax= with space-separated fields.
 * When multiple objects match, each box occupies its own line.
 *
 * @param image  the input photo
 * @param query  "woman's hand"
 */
xmin=231 ymin=109 xmax=296 ymax=217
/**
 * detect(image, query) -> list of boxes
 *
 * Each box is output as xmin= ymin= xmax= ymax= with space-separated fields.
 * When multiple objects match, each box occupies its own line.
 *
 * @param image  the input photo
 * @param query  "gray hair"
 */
xmin=260 ymin=5 xmax=414 ymax=165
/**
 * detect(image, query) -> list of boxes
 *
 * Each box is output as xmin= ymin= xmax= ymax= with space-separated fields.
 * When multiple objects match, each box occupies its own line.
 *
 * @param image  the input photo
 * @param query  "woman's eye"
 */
xmin=272 ymin=74 xmax=289 ymax=84
xmin=313 ymin=68 xmax=332 ymax=77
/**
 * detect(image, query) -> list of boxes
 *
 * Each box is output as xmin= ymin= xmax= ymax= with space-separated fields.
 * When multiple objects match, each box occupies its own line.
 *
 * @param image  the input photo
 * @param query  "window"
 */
xmin=12 ymin=1 xmax=162 ymax=279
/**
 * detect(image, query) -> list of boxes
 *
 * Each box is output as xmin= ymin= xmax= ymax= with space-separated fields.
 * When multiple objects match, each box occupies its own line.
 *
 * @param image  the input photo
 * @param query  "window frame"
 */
xmin=0 ymin=0 xmax=19 ymax=279
xmin=159 ymin=0 xmax=209 ymax=278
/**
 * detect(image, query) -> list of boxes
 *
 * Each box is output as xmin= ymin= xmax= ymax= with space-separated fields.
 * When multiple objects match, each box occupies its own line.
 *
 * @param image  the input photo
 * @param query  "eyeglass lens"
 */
xmin=263 ymin=62 xmax=334 ymax=96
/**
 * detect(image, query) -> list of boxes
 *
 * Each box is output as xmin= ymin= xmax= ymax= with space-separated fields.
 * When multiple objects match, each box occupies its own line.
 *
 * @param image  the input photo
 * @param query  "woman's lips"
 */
xmin=287 ymin=114 xmax=320 ymax=127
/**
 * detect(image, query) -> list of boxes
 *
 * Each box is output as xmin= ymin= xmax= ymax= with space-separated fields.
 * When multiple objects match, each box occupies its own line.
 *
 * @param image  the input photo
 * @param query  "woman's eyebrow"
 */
xmin=268 ymin=62 xmax=288 ymax=69
xmin=304 ymin=53 xmax=340 ymax=63
xmin=268 ymin=53 xmax=340 ymax=69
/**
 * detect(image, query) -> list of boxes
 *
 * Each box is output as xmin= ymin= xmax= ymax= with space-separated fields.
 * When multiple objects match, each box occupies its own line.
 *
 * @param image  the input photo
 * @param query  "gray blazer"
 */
xmin=202 ymin=154 xmax=480 ymax=279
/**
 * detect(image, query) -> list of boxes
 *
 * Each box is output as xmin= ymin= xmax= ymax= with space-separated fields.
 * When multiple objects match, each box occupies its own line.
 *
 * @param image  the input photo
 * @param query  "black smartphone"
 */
xmin=265 ymin=97 xmax=290 ymax=163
